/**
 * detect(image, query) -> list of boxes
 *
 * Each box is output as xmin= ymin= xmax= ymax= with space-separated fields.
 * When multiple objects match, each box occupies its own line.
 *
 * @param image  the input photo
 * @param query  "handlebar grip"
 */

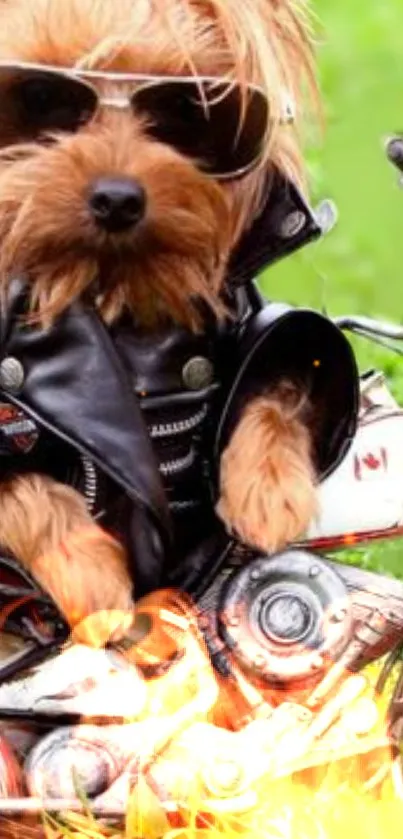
xmin=386 ymin=136 xmax=403 ymax=173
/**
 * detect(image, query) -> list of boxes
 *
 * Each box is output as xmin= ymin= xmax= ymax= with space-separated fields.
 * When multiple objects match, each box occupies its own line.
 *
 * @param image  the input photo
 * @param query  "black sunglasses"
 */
xmin=0 ymin=62 xmax=271 ymax=180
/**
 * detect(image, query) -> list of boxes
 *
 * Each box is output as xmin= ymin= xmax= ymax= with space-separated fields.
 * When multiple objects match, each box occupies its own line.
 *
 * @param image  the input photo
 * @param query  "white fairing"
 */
xmin=305 ymin=371 xmax=403 ymax=544
xmin=0 ymin=645 xmax=147 ymax=717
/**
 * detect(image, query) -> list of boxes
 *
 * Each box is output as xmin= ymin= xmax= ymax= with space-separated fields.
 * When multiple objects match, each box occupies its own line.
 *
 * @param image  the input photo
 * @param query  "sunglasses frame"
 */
xmin=0 ymin=60 xmax=279 ymax=181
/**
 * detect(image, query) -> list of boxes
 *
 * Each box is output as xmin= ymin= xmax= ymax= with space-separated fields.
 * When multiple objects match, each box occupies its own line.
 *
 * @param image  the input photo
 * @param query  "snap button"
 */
xmin=182 ymin=356 xmax=214 ymax=391
xmin=0 ymin=357 xmax=25 ymax=394
xmin=279 ymin=210 xmax=306 ymax=239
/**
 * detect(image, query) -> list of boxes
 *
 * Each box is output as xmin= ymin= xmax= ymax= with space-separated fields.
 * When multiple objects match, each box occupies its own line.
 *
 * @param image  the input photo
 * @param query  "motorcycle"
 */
xmin=0 ymin=137 xmax=403 ymax=823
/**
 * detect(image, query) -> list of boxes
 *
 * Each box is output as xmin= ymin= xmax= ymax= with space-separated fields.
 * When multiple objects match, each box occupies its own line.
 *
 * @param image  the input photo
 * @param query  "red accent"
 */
xmin=362 ymin=453 xmax=381 ymax=470
xmin=196 ymin=813 xmax=216 ymax=828
xmin=0 ymin=595 xmax=36 ymax=632
xmin=0 ymin=403 xmax=38 ymax=452
xmin=145 ymin=770 xmax=187 ymax=828
xmin=166 ymin=810 xmax=186 ymax=829
xmin=304 ymin=522 xmax=403 ymax=551
xmin=0 ymin=405 xmax=17 ymax=422
xmin=12 ymin=434 xmax=33 ymax=453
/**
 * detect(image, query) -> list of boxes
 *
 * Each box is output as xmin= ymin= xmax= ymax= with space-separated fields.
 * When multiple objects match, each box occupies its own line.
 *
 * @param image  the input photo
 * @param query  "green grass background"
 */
xmin=259 ymin=0 xmax=403 ymax=580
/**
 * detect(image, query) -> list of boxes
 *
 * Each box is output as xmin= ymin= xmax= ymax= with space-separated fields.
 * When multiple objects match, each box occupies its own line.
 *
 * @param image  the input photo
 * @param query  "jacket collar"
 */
xmin=228 ymin=169 xmax=322 ymax=287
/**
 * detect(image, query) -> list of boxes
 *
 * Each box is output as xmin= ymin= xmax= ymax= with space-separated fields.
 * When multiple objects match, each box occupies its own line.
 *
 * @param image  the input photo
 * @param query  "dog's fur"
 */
xmin=0 ymin=0 xmax=318 ymax=645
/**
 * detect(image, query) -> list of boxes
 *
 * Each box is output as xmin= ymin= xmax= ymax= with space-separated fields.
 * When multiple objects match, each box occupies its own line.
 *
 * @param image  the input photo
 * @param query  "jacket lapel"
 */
xmin=0 ymin=279 xmax=172 ymax=549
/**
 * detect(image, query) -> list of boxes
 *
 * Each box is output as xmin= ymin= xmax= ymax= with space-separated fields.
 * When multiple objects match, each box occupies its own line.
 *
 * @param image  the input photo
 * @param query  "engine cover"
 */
xmin=218 ymin=550 xmax=352 ymax=688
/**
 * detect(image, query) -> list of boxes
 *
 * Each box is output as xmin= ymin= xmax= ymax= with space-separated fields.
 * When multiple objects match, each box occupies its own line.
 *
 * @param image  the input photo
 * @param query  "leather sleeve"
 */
xmin=214 ymin=303 xmax=359 ymax=481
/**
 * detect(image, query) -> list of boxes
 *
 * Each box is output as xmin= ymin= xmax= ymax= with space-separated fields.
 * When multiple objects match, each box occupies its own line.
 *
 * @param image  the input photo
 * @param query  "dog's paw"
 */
xmin=33 ymin=526 xmax=135 ymax=648
xmin=0 ymin=474 xmax=135 ymax=646
xmin=216 ymin=395 xmax=318 ymax=552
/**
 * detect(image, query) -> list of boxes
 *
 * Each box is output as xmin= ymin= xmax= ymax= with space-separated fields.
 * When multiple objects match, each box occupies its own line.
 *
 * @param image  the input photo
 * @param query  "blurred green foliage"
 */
xmin=259 ymin=0 xmax=403 ymax=578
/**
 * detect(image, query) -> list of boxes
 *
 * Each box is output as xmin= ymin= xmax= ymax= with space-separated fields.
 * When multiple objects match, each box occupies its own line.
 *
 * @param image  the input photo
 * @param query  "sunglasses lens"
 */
xmin=134 ymin=80 xmax=268 ymax=178
xmin=0 ymin=67 xmax=97 ymax=144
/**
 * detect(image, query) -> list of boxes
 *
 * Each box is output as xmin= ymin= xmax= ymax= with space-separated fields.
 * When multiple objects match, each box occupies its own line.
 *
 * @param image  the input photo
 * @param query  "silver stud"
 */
xmin=0 ymin=357 xmax=24 ymax=394
xmin=279 ymin=210 xmax=306 ymax=240
xmin=182 ymin=356 xmax=214 ymax=391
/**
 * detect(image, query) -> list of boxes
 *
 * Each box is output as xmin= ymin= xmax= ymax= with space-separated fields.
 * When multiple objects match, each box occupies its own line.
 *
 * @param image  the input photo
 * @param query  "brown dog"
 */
xmin=0 ymin=0 xmax=317 ymax=646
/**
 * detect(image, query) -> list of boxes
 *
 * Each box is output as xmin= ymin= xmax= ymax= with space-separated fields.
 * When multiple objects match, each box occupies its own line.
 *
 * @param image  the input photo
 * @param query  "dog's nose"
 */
xmin=88 ymin=177 xmax=146 ymax=232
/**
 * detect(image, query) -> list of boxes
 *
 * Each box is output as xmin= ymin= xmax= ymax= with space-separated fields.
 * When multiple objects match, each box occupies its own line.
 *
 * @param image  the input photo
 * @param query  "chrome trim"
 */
xmin=0 ymin=60 xmax=265 ymax=99
xmin=149 ymin=404 xmax=208 ymax=439
xmin=335 ymin=314 xmax=403 ymax=339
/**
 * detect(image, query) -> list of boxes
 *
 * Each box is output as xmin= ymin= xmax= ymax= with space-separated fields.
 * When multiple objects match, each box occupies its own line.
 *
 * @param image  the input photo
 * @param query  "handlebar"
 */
xmin=335 ymin=315 xmax=403 ymax=340
xmin=329 ymin=138 xmax=403 ymax=353
xmin=334 ymin=315 xmax=403 ymax=357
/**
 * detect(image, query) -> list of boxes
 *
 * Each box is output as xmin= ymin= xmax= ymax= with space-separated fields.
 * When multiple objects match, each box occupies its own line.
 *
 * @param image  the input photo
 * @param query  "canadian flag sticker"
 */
xmin=354 ymin=447 xmax=388 ymax=480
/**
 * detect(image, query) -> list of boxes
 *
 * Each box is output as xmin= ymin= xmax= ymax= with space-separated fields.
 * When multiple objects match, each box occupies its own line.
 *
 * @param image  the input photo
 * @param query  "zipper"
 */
xmin=169 ymin=499 xmax=200 ymax=512
xmin=80 ymin=454 xmax=98 ymax=514
xmin=79 ymin=405 xmax=209 ymax=511
xmin=159 ymin=447 xmax=196 ymax=477
xmin=149 ymin=404 xmax=208 ymax=440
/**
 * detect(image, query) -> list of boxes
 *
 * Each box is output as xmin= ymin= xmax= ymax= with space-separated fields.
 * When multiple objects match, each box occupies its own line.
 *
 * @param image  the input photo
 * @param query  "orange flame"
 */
xmin=5 ymin=587 xmax=403 ymax=838
xmin=70 ymin=590 xmax=403 ymax=838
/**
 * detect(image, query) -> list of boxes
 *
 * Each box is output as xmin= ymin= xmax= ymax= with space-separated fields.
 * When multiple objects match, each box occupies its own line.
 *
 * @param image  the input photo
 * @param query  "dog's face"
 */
xmin=0 ymin=0 xmax=313 ymax=329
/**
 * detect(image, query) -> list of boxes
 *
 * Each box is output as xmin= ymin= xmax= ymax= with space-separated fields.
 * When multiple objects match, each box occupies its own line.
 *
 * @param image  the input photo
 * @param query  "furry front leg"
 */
xmin=217 ymin=389 xmax=318 ymax=552
xmin=0 ymin=474 xmax=134 ymax=646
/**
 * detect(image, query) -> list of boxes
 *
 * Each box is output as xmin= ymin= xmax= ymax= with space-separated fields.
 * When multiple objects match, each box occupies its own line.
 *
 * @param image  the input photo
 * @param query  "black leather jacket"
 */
xmin=0 ymin=173 xmax=359 ymax=599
